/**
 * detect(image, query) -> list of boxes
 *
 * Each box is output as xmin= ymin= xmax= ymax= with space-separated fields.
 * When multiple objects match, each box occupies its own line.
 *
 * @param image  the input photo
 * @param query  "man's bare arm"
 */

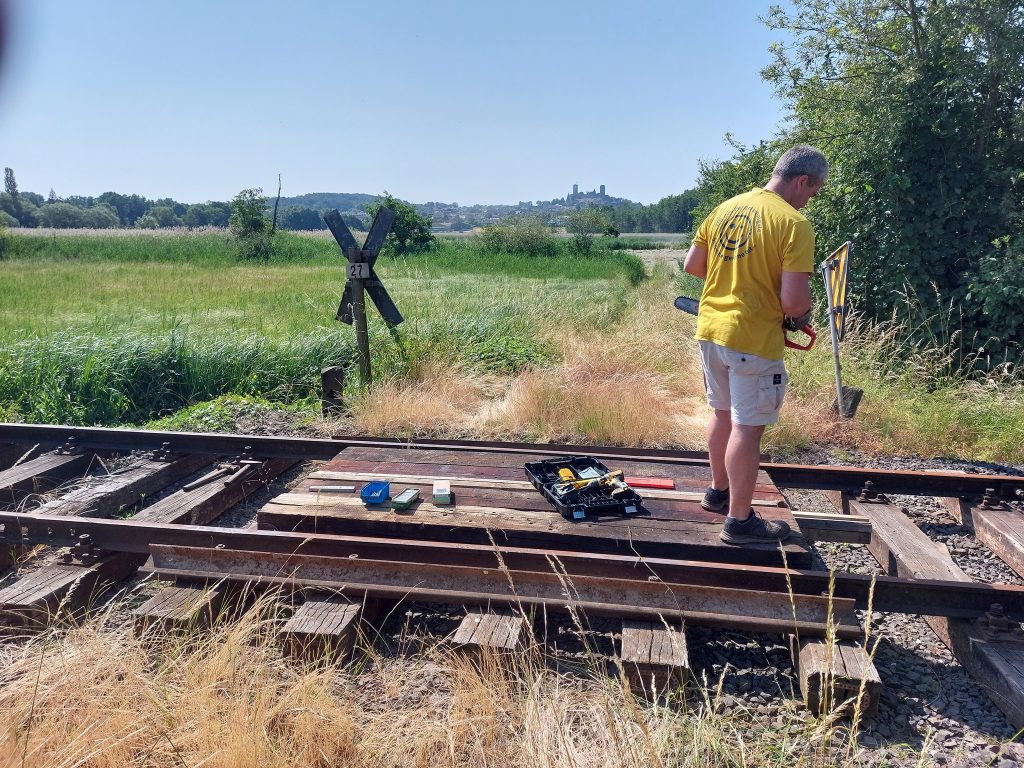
xmin=683 ymin=243 xmax=708 ymax=279
xmin=780 ymin=271 xmax=812 ymax=317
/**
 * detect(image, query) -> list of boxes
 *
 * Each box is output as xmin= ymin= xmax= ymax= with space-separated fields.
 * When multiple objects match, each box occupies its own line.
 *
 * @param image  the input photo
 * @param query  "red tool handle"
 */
xmin=785 ymin=324 xmax=816 ymax=351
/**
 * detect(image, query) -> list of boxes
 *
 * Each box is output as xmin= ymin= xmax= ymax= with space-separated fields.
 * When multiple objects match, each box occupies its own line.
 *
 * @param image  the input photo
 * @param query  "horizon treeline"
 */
xmin=1 ymin=167 xmax=704 ymax=234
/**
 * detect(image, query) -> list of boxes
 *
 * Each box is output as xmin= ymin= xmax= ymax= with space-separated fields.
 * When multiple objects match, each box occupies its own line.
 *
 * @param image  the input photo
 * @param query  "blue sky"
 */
xmin=0 ymin=1 xmax=790 ymax=205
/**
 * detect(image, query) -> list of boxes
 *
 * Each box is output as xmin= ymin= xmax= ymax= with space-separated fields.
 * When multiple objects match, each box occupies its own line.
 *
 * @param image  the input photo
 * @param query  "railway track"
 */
xmin=2 ymin=423 xmax=1024 ymax=726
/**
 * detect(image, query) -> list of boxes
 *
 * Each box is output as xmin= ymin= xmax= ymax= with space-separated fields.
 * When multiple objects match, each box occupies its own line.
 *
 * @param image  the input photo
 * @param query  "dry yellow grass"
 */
xmin=336 ymin=269 xmax=711 ymax=447
xmin=0 ymin=596 xmax=904 ymax=768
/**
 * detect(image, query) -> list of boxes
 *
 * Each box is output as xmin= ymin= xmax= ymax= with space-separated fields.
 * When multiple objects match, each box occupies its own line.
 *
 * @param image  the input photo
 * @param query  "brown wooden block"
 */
xmin=0 ymin=555 xmax=141 ymax=628
xmin=935 ymin=495 xmax=969 ymax=526
xmin=619 ymin=619 xmax=688 ymax=693
xmin=0 ymin=443 xmax=39 ymax=472
xmin=32 ymin=454 xmax=212 ymax=519
xmin=798 ymin=638 xmax=881 ymax=719
xmin=0 ymin=451 xmax=96 ymax=507
xmin=133 ymin=585 xmax=224 ymax=635
xmin=452 ymin=608 xmax=528 ymax=654
xmin=133 ymin=458 xmax=296 ymax=526
xmin=281 ymin=594 xmax=362 ymax=663
xmin=962 ymin=504 xmax=1024 ymax=580
xmin=822 ymin=489 xmax=849 ymax=515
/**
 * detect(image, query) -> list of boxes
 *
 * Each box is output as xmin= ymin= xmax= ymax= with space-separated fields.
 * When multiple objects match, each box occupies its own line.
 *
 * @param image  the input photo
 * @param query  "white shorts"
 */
xmin=698 ymin=340 xmax=788 ymax=426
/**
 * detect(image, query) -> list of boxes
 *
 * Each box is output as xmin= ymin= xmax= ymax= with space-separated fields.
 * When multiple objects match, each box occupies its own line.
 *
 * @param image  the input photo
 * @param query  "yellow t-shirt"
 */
xmin=692 ymin=188 xmax=815 ymax=360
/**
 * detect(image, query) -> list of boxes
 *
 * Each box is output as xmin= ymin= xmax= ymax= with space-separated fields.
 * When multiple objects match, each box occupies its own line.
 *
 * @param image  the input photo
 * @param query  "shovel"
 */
xmin=819 ymin=242 xmax=863 ymax=418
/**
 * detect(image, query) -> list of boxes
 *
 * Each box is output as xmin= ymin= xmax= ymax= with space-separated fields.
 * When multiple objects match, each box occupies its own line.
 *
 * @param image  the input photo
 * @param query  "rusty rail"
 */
xmin=6 ymin=511 xmax=1024 ymax=623
xmin=2 ymin=424 xmax=1022 ymax=499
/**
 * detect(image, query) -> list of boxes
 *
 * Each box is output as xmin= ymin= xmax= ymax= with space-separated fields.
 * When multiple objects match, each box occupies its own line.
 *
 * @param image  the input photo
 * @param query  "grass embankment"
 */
xmin=2 ymin=230 xmax=1023 ymax=461
xmin=0 ymin=596 xmax=909 ymax=768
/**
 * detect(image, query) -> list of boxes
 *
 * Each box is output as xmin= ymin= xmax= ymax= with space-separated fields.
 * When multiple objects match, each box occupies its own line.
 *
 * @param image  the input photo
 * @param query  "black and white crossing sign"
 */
xmin=324 ymin=207 xmax=403 ymax=327
xmin=324 ymin=206 xmax=403 ymax=386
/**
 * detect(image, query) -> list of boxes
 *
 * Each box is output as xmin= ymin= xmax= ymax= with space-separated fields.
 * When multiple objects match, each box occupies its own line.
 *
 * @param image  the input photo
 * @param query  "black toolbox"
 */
xmin=523 ymin=455 xmax=644 ymax=521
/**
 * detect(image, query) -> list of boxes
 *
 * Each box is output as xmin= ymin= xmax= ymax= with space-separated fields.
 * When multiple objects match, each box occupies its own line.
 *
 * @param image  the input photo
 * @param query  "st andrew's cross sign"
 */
xmin=324 ymin=207 xmax=403 ymax=385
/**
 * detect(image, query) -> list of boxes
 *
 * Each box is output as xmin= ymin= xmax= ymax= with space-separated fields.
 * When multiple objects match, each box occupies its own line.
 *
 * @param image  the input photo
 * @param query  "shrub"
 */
xmin=480 ymin=216 xmax=557 ymax=257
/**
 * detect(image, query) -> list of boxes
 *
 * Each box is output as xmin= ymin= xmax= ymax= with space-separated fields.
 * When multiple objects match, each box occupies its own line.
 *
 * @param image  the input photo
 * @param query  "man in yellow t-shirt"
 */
xmin=683 ymin=145 xmax=827 ymax=545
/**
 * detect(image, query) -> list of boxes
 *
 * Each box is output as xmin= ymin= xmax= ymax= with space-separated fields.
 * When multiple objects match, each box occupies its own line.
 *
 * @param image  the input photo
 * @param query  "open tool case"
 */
xmin=524 ymin=455 xmax=643 ymax=521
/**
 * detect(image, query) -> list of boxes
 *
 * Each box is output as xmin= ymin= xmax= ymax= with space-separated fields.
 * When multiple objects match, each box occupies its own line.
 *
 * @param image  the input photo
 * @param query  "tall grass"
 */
xmin=0 ymin=594 xmax=920 ymax=768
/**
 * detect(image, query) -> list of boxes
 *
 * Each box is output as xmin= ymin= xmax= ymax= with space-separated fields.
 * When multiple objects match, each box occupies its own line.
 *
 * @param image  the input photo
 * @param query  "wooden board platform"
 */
xmin=257 ymin=446 xmax=811 ymax=568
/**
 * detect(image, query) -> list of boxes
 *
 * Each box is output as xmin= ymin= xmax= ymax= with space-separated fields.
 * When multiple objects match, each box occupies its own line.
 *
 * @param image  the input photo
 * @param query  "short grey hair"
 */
xmin=772 ymin=145 xmax=829 ymax=184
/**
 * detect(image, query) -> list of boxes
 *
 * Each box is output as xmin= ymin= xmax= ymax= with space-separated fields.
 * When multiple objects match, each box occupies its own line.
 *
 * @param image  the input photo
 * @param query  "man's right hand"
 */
xmin=783 ymin=308 xmax=812 ymax=331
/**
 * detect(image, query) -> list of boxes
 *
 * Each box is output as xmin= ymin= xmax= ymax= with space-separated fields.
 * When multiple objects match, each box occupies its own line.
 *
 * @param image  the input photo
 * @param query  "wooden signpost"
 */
xmin=324 ymin=207 xmax=402 ymax=387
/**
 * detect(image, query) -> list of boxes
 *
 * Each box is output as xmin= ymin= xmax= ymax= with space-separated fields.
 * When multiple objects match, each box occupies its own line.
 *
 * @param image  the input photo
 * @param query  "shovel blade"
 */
xmin=832 ymin=386 xmax=864 ymax=418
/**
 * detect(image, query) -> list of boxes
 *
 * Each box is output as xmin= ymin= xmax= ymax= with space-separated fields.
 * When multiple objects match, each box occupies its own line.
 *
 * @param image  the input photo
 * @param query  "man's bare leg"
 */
xmin=725 ymin=424 xmax=766 ymax=520
xmin=707 ymin=409 xmax=732 ymax=490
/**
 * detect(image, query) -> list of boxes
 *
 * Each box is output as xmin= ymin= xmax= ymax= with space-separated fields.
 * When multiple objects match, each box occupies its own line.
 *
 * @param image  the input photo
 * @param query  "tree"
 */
xmin=38 ymin=202 xmax=86 ymax=228
xmin=98 ymin=192 xmax=153 ymax=226
xmin=763 ymin=0 xmax=1024 ymax=367
xmin=277 ymin=205 xmax=327 ymax=231
xmin=230 ymin=188 xmax=268 ymax=237
xmin=3 ymin=168 xmax=21 ymax=223
xmin=364 ymin=192 xmax=434 ymax=256
xmin=230 ymin=188 xmax=272 ymax=261
xmin=566 ymin=206 xmax=610 ymax=255
xmin=481 ymin=215 xmax=557 ymax=257
xmin=82 ymin=203 xmax=120 ymax=229
xmin=183 ymin=202 xmax=231 ymax=228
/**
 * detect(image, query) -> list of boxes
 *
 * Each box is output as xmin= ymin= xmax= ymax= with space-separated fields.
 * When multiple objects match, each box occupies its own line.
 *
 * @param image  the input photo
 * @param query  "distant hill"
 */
xmin=274 ymin=192 xmax=377 ymax=213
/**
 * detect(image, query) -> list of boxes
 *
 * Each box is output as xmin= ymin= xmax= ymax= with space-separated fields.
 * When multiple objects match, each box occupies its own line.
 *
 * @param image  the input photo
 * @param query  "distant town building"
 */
xmin=600 ymin=184 xmax=605 ymax=196
xmin=572 ymin=184 xmax=579 ymax=196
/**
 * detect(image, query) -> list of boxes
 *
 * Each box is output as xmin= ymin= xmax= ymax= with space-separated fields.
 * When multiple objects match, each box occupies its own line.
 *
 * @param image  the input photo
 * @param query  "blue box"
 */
xmin=360 ymin=481 xmax=391 ymax=505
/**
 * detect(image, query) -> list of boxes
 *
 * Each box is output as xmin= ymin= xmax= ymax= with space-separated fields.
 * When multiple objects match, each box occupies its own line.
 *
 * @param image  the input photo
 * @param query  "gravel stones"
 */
xmin=775 ymin=446 xmax=1024 ymax=764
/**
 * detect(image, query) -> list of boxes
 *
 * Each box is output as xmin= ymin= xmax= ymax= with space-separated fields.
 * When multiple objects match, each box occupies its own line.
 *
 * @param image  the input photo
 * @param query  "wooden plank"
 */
xmin=133 ymin=458 xmax=297 ymax=525
xmin=32 ymin=454 xmax=213 ymax=518
xmin=1 ymin=458 xmax=296 ymax=629
xmin=619 ymin=620 xmax=688 ymax=693
xmin=965 ymin=503 xmax=1024 ymax=580
xmin=0 ymin=555 xmax=140 ymax=627
xmin=133 ymin=585 xmax=223 ymax=634
xmin=798 ymin=639 xmax=881 ymax=719
xmin=0 ymin=451 xmax=96 ymax=506
xmin=322 ymin=457 xmax=783 ymax=496
xmin=0 ymin=443 xmax=40 ymax=472
xmin=850 ymin=499 xmax=968 ymax=582
xmin=258 ymin=502 xmax=812 ymax=568
xmin=281 ymin=594 xmax=362 ymax=663
xmin=271 ymin=491 xmax=800 ymax=540
xmin=792 ymin=509 xmax=872 ymax=544
xmin=306 ymin=471 xmax=784 ymax=505
xmin=822 ymin=490 xmax=849 ymax=515
xmin=452 ymin=609 xmax=527 ymax=654
xmin=333 ymin=446 xmax=779 ymax=488
xmin=850 ymin=497 xmax=1024 ymax=728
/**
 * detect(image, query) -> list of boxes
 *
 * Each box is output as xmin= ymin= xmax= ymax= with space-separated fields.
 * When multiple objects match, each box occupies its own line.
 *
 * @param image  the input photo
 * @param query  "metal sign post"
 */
xmin=819 ymin=241 xmax=863 ymax=418
xmin=324 ymin=207 xmax=403 ymax=388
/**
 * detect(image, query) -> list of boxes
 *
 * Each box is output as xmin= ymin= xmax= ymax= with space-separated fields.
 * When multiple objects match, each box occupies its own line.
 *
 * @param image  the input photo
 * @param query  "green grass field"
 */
xmin=0 ymin=232 xmax=643 ymax=424
xmin=2 ymin=230 xmax=1023 ymax=462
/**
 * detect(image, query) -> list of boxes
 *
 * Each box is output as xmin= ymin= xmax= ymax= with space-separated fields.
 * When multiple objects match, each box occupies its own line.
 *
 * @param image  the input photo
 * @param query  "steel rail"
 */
xmin=2 ymin=423 xmax=1022 ymax=498
xmin=143 ymin=543 xmax=856 ymax=638
xmin=6 ymin=511 xmax=1024 ymax=621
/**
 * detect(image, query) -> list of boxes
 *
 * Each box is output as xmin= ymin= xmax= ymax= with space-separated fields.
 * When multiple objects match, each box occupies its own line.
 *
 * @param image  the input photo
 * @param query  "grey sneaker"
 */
xmin=701 ymin=486 xmax=730 ymax=512
xmin=720 ymin=510 xmax=791 ymax=545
